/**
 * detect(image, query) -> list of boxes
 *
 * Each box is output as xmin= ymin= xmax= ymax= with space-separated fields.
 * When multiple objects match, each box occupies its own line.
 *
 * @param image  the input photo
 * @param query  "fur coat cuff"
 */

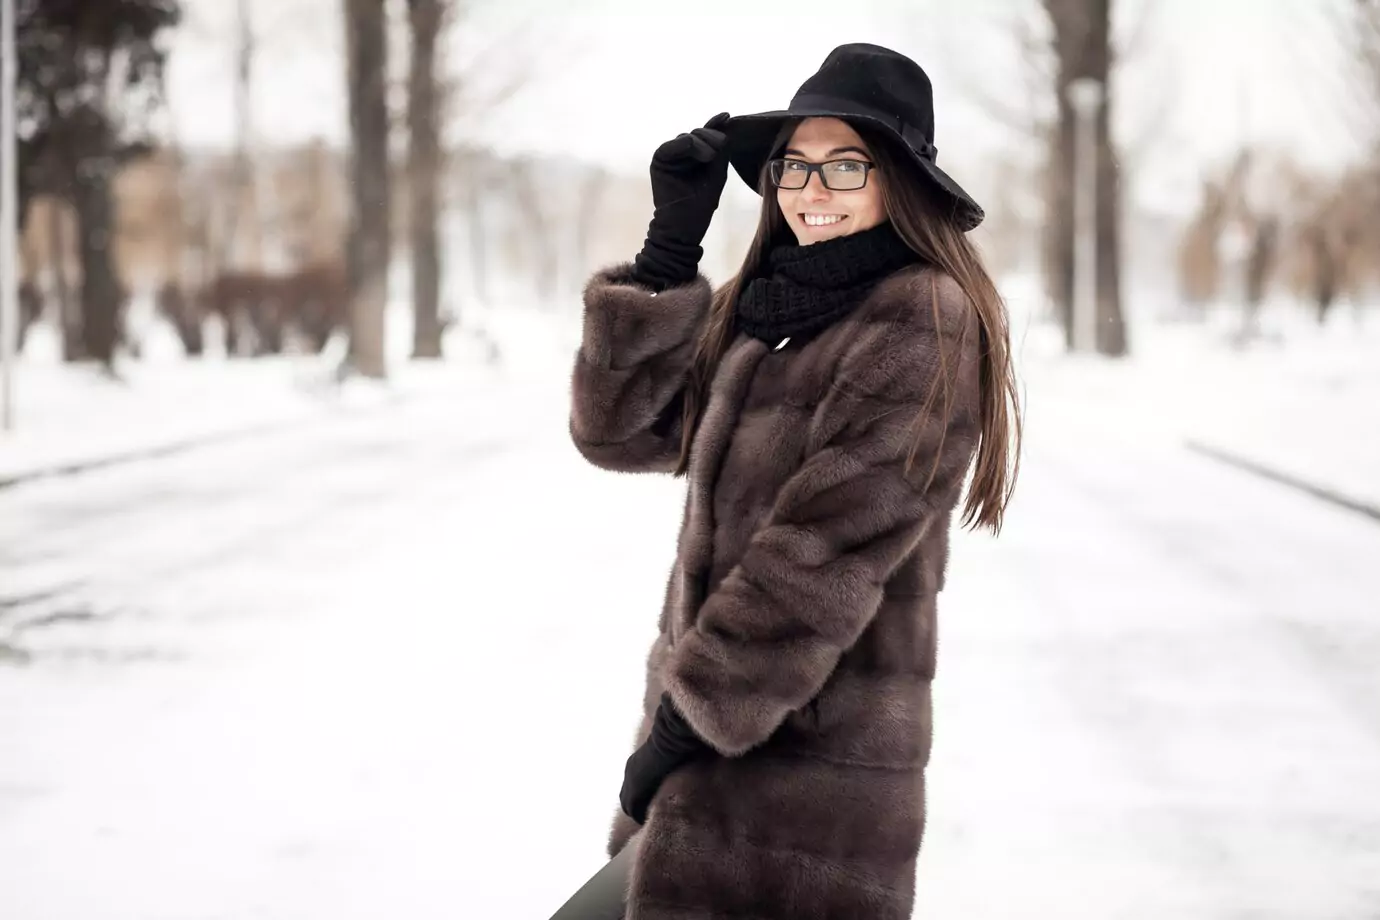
xmin=568 ymin=264 xmax=712 ymax=473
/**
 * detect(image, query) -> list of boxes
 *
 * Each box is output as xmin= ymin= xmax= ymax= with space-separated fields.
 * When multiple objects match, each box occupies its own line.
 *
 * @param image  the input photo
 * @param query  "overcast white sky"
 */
xmin=163 ymin=0 xmax=1369 ymax=215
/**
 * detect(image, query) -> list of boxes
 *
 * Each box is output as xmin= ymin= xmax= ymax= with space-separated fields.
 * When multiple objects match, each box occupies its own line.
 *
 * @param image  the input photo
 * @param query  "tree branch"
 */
xmin=937 ymin=4 xmax=1054 ymax=141
xmin=1115 ymin=0 xmax=1161 ymax=66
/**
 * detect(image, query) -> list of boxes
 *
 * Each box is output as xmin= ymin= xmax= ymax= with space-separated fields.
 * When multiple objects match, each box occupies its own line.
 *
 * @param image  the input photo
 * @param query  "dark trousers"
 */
xmin=547 ymin=835 xmax=637 ymax=920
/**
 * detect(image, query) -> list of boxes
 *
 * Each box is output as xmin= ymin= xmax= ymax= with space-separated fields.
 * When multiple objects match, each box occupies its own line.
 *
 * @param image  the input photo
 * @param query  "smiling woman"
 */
xmin=564 ymin=42 xmax=1022 ymax=920
xmin=773 ymin=118 xmax=887 ymax=244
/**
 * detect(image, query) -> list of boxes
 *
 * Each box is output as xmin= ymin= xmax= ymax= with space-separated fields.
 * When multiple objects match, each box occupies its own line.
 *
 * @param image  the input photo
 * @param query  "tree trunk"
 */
xmin=1313 ymin=228 xmax=1335 ymax=325
xmin=343 ymin=0 xmax=391 ymax=379
xmin=1238 ymin=215 xmax=1278 ymax=343
xmin=215 ymin=0 xmax=258 ymax=276
xmin=46 ymin=198 xmax=80 ymax=360
xmin=1047 ymin=104 xmax=1075 ymax=348
xmin=1044 ymin=0 xmax=1128 ymax=356
xmin=1089 ymin=0 xmax=1127 ymax=357
xmin=574 ymin=168 xmax=609 ymax=289
xmin=508 ymin=160 xmax=557 ymax=302
xmin=408 ymin=0 xmax=444 ymax=359
xmin=465 ymin=161 xmax=490 ymax=304
xmin=72 ymin=165 xmax=121 ymax=368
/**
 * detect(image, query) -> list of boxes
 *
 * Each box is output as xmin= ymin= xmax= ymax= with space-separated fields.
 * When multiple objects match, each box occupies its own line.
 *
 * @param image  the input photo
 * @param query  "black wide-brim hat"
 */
xmin=724 ymin=43 xmax=984 ymax=232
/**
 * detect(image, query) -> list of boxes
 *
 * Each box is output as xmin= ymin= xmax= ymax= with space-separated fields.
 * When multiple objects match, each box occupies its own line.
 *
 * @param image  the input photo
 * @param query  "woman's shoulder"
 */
xmin=827 ymin=265 xmax=977 ymax=401
xmin=860 ymin=263 xmax=973 ymax=336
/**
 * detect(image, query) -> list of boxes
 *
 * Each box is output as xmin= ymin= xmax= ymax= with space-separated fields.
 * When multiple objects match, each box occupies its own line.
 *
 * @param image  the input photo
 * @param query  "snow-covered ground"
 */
xmin=2 ymin=296 xmax=1379 ymax=919
xmin=0 ymin=301 xmax=580 ymax=487
xmin=1006 ymin=288 xmax=1380 ymax=513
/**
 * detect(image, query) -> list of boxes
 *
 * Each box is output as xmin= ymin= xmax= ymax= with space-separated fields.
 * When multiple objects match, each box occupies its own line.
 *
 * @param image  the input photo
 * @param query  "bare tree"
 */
xmin=441 ymin=13 xmax=564 ymax=130
xmin=938 ymin=1 xmax=1167 ymax=354
xmin=1174 ymin=217 xmax=1217 ymax=314
xmin=343 ymin=0 xmax=391 ymax=379
xmin=937 ymin=7 xmax=1055 ymax=143
xmin=1283 ymin=162 xmax=1380 ymax=324
xmin=1216 ymin=149 xmax=1303 ymax=343
xmin=1043 ymin=0 xmax=1128 ymax=356
xmin=1175 ymin=153 xmax=1249 ymax=317
xmin=1236 ymin=214 xmax=1278 ymax=343
xmin=46 ymin=200 xmax=76 ymax=356
xmin=1346 ymin=1 xmax=1380 ymax=308
xmin=573 ymin=166 xmax=611 ymax=287
xmin=16 ymin=2 xmax=181 ymax=369
xmin=456 ymin=149 xmax=492 ymax=305
xmin=1299 ymin=216 xmax=1343 ymax=325
xmin=408 ymin=0 xmax=445 ymax=358
xmin=504 ymin=157 xmax=559 ymax=302
xmin=214 ymin=0 xmax=260 ymax=276
xmin=1348 ymin=0 xmax=1380 ymax=144
xmin=436 ymin=10 xmax=585 ymax=303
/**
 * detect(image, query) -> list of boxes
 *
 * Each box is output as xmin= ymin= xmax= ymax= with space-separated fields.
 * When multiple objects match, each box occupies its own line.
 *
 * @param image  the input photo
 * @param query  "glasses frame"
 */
xmin=768 ymin=157 xmax=877 ymax=191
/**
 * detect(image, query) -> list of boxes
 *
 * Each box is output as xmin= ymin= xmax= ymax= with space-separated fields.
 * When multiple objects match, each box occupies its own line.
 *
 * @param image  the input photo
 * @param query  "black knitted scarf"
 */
xmin=735 ymin=221 xmax=920 ymax=346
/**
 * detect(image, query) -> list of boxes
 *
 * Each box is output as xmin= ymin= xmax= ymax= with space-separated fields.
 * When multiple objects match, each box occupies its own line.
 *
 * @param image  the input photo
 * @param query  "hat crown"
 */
xmin=791 ymin=43 xmax=935 ymax=143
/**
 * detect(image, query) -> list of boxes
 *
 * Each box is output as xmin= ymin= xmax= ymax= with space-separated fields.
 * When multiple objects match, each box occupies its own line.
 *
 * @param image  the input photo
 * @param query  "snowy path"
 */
xmin=923 ymin=429 xmax=1380 ymax=919
xmin=3 ymin=375 xmax=1379 ymax=919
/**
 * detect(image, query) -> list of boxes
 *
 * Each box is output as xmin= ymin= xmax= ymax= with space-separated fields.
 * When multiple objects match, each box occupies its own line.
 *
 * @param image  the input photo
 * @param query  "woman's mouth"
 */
xmin=801 ymin=214 xmax=846 ymax=227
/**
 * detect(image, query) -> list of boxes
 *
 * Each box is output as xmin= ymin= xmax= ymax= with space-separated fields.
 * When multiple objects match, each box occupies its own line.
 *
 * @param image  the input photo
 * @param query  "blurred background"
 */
xmin=1 ymin=1 xmax=1378 ymax=918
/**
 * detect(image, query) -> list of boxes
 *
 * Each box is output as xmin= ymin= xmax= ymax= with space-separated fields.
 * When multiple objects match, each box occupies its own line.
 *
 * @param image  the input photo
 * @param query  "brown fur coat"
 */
xmin=569 ymin=259 xmax=981 ymax=920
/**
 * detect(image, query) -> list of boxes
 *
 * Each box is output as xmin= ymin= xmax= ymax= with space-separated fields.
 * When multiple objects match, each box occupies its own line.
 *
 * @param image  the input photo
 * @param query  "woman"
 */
xmin=568 ymin=43 xmax=1021 ymax=920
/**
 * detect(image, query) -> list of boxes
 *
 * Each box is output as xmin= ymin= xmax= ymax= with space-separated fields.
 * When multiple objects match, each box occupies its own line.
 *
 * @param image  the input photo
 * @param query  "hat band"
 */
xmin=790 ymin=93 xmax=939 ymax=163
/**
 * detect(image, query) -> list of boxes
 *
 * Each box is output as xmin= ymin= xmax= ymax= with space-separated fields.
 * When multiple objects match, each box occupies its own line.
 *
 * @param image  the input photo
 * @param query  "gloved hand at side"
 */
xmin=619 ymin=693 xmax=712 ymax=824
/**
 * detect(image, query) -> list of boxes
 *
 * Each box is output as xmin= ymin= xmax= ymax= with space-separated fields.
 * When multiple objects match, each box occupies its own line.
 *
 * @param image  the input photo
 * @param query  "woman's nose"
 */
xmin=801 ymin=173 xmax=831 ymax=201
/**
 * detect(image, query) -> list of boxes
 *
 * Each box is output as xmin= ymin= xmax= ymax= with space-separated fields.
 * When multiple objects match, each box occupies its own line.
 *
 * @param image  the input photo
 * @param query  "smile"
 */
xmin=802 ymin=214 xmax=846 ymax=227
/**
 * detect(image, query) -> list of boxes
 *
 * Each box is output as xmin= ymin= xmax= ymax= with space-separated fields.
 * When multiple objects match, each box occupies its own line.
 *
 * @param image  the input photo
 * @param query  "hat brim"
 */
xmin=724 ymin=108 xmax=985 ymax=232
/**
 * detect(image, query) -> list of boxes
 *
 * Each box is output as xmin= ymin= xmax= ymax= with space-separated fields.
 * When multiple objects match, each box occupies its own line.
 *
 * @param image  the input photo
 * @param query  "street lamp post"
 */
xmin=1067 ymin=77 xmax=1104 ymax=355
xmin=1 ymin=0 xmax=17 ymax=431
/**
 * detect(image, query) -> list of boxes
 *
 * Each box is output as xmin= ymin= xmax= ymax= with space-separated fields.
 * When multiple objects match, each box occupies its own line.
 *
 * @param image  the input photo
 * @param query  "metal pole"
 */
xmin=1 ymin=0 xmax=18 ymax=430
xmin=1068 ymin=78 xmax=1103 ymax=355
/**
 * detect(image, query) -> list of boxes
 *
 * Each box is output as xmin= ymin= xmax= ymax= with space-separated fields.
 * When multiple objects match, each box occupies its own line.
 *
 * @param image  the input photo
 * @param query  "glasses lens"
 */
xmin=821 ymin=160 xmax=869 ymax=190
xmin=771 ymin=159 xmax=809 ymax=189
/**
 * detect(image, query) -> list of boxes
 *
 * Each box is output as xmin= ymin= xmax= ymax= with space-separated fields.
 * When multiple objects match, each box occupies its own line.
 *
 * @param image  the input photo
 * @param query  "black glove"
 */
xmin=619 ymin=693 xmax=712 ymax=824
xmin=631 ymin=113 xmax=733 ymax=291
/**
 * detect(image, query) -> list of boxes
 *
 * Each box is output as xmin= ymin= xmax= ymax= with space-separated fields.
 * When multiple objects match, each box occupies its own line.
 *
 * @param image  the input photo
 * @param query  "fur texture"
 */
xmin=569 ymin=260 xmax=981 ymax=920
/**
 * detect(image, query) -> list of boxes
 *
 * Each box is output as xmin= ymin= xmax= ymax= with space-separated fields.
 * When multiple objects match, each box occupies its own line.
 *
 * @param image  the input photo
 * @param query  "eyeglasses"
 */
xmin=768 ymin=157 xmax=875 ymax=191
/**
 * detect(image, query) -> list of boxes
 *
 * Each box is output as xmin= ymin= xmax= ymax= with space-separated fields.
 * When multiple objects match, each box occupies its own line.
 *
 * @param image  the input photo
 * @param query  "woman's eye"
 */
xmin=834 ymin=161 xmax=863 ymax=173
xmin=784 ymin=161 xmax=808 ymax=172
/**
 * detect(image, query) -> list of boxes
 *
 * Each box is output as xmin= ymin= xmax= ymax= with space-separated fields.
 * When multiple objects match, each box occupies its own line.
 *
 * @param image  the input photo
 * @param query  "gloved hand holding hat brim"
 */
xmin=631 ymin=112 xmax=734 ymax=290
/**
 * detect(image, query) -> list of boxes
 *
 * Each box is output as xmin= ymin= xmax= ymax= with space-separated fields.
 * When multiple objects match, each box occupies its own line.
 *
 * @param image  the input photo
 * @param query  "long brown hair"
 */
xmin=673 ymin=119 xmax=1022 ymax=534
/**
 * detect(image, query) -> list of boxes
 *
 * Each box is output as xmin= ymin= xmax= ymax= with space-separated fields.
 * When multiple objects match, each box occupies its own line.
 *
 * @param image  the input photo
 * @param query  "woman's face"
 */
xmin=776 ymin=117 xmax=887 ymax=246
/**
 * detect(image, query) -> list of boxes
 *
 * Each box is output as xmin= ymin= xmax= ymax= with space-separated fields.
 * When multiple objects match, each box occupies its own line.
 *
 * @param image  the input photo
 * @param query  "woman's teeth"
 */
xmin=803 ymin=214 xmax=845 ymax=227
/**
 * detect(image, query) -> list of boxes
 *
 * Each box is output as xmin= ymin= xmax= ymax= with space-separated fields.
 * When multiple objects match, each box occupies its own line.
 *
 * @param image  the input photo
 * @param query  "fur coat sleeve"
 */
xmin=662 ymin=272 xmax=982 ymax=756
xmin=568 ymin=264 xmax=712 ymax=473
